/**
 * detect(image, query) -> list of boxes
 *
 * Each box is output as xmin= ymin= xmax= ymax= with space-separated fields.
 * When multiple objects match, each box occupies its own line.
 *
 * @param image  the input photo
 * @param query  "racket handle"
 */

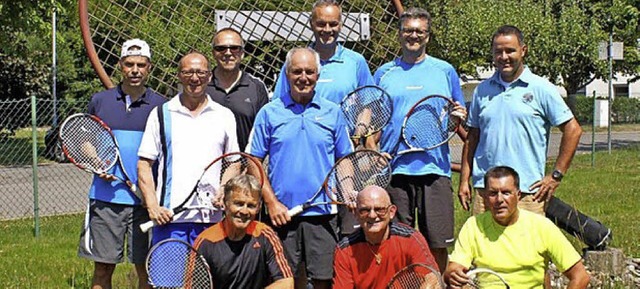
xmin=140 ymin=220 xmax=156 ymax=233
xmin=288 ymin=205 xmax=304 ymax=217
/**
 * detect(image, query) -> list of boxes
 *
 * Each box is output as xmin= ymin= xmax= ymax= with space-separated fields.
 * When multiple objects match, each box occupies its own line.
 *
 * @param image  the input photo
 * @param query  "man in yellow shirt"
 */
xmin=444 ymin=166 xmax=590 ymax=288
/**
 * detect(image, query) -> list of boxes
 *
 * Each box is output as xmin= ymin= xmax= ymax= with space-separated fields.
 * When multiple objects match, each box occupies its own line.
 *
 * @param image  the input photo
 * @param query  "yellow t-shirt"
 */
xmin=450 ymin=210 xmax=581 ymax=288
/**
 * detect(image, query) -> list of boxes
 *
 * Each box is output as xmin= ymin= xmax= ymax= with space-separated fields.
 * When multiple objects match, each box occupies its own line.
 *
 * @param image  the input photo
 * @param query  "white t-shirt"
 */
xmin=138 ymin=94 xmax=239 ymax=223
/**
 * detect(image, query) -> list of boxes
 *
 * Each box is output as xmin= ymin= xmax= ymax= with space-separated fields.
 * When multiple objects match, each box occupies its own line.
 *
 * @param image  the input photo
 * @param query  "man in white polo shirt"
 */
xmin=137 ymin=51 xmax=239 ymax=245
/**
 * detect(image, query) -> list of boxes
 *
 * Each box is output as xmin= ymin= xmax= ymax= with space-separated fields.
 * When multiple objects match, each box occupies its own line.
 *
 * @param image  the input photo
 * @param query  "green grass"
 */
xmin=0 ymin=146 xmax=638 ymax=288
xmin=0 ymin=128 xmax=53 ymax=166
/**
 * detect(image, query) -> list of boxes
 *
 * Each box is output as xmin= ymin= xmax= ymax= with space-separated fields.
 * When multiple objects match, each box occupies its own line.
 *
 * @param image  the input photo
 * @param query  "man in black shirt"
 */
xmin=206 ymin=27 xmax=269 ymax=151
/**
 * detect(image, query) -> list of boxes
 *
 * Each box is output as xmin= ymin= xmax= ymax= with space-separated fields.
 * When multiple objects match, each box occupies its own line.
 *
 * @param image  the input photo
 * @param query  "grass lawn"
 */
xmin=1 ymin=146 xmax=638 ymax=288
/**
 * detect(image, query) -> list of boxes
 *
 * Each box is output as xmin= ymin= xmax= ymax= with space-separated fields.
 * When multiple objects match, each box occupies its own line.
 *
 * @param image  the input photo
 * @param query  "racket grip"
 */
xmin=139 ymin=220 xmax=156 ymax=233
xmin=288 ymin=205 xmax=304 ymax=217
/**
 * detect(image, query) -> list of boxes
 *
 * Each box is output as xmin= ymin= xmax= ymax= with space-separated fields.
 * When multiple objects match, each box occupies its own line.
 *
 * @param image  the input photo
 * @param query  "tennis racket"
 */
xmin=387 ymin=263 xmax=445 ymax=289
xmin=58 ymin=113 xmax=138 ymax=196
xmin=140 ymin=152 xmax=265 ymax=232
xmin=146 ymin=238 xmax=212 ymax=289
xmin=388 ymin=95 xmax=463 ymax=160
xmin=287 ymin=149 xmax=392 ymax=217
xmin=340 ymin=85 xmax=393 ymax=146
xmin=464 ymin=268 xmax=510 ymax=289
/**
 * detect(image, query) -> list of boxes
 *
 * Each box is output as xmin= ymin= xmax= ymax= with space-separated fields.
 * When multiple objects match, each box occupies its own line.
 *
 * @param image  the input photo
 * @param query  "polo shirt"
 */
xmin=375 ymin=56 xmax=465 ymax=177
xmin=193 ymin=220 xmax=293 ymax=289
xmin=206 ymin=71 xmax=269 ymax=151
xmin=87 ymin=85 xmax=166 ymax=205
xmin=273 ymin=44 xmax=374 ymax=104
xmin=138 ymin=95 xmax=239 ymax=223
xmin=248 ymin=91 xmax=354 ymax=216
xmin=467 ymin=67 xmax=574 ymax=192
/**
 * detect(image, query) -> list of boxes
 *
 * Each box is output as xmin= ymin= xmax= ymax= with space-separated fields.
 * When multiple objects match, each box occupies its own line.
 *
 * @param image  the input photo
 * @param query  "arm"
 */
xmin=265 ymin=278 xmax=294 ymax=289
xmin=564 ymin=261 xmax=590 ymax=289
xmin=530 ymin=118 xmax=582 ymax=201
xmin=138 ymin=157 xmax=172 ymax=224
xmin=443 ymin=261 xmax=469 ymax=288
xmin=254 ymin=156 xmax=291 ymax=227
xmin=332 ymin=247 xmax=355 ymax=289
xmin=458 ymin=127 xmax=479 ymax=211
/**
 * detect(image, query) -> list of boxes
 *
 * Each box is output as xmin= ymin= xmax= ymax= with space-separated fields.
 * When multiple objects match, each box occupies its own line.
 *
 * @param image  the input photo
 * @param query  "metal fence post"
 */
xmin=31 ymin=94 xmax=40 ymax=238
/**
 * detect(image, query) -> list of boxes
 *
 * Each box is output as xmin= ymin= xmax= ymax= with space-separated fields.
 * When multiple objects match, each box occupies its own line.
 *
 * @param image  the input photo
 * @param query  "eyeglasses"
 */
xmin=180 ymin=70 xmax=210 ymax=78
xmin=357 ymin=205 xmax=392 ymax=217
xmin=213 ymin=45 xmax=242 ymax=53
xmin=401 ymin=28 xmax=428 ymax=37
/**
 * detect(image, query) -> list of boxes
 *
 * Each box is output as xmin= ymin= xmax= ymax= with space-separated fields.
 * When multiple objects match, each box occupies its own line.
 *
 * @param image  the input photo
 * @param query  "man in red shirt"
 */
xmin=333 ymin=185 xmax=438 ymax=289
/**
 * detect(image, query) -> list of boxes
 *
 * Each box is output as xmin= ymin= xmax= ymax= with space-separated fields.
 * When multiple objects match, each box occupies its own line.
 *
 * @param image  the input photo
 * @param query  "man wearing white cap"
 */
xmin=77 ymin=38 xmax=166 ymax=289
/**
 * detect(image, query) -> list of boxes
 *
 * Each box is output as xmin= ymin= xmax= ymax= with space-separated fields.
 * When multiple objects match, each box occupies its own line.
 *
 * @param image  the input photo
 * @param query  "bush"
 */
xmin=572 ymin=95 xmax=640 ymax=124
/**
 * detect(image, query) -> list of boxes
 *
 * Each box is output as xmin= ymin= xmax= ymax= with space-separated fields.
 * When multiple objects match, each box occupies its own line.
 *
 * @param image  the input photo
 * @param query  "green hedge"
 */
xmin=572 ymin=95 xmax=640 ymax=124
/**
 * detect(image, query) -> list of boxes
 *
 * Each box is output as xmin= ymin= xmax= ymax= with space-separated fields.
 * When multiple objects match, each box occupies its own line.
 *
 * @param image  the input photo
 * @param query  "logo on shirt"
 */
xmin=522 ymin=93 xmax=534 ymax=103
xmin=244 ymin=97 xmax=251 ymax=103
xmin=315 ymin=116 xmax=323 ymax=122
xmin=253 ymin=241 xmax=261 ymax=249
xmin=405 ymin=85 xmax=423 ymax=90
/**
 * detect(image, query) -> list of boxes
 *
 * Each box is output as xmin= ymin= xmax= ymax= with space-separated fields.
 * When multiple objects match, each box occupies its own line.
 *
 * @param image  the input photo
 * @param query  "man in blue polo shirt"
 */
xmin=248 ymin=47 xmax=353 ymax=289
xmin=78 ymin=39 xmax=166 ymax=289
xmin=458 ymin=25 xmax=582 ymax=215
xmin=374 ymin=7 xmax=466 ymax=273
xmin=272 ymin=0 xmax=373 ymax=105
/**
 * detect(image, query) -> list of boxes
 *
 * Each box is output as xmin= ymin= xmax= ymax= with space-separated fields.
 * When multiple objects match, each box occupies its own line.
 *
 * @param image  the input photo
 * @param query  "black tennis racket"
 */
xmin=388 ymin=95 xmax=463 ymax=161
xmin=58 ymin=113 xmax=138 ymax=196
xmin=387 ymin=263 xmax=445 ymax=289
xmin=287 ymin=149 xmax=392 ymax=217
xmin=146 ymin=238 xmax=212 ymax=289
xmin=140 ymin=152 xmax=265 ymax=232
xmin=340 ymin=85 xmax=393 ymax=146
xmin=465 ymin=267 xmax=510 ymax=288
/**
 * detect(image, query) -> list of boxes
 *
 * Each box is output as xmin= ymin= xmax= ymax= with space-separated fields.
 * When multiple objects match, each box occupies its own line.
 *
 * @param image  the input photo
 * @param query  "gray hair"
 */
xmin=284 ymin=47 xmax=321 ymax=74
xmin=223 ymin=174 xmax=262 ymax=203
xmin=398 ymin=7 xmax=432 ymax=32
xmin=311 ymin=0 xmax=342 ymax=21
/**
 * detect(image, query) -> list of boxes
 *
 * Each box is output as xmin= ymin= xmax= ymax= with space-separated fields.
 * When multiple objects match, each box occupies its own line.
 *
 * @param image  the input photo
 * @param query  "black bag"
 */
xmin=545 ymin=196 xmax=612 ymax=250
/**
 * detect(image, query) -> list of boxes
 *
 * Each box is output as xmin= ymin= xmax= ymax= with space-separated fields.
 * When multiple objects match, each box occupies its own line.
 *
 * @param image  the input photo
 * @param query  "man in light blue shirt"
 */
xmin=248 ymin=47 xmax=353 ymax=289
xmin=375 ymin=7 xmax=466 ymax=273
xmin=458 ymin=25 xmax=582 ymax=215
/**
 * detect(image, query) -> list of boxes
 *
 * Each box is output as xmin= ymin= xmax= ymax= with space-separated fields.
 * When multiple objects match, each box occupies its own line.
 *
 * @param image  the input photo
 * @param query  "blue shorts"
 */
xmin=151 ymin=222 xmax=212 ymax=246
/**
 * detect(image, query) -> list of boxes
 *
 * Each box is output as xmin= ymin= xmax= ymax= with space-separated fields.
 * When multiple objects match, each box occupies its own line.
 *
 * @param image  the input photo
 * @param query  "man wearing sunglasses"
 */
xmin=333 ymin=185 xmax=437 ymax=289
xmin=206 ymin=28 xmax=269 ymax=152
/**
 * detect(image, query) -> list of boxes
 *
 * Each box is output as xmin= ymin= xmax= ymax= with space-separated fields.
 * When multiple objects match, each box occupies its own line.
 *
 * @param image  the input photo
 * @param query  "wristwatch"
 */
xmin=551 ymin=169 xmax=564 ymax=182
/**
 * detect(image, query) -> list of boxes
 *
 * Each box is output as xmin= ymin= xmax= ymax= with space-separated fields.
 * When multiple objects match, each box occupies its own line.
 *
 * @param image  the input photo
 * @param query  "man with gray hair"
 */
xmin=248 ymin=47 xmax=353 ymax=289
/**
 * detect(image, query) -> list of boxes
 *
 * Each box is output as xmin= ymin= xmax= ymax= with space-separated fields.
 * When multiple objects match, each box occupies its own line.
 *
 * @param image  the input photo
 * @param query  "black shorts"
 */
xmin=389 ymin=174 xmax=454 ymax=248
xmin=271 ymin=214 xmax=338 ymax=280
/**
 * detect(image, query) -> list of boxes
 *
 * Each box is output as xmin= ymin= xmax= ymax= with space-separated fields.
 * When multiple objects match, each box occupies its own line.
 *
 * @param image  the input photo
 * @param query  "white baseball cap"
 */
xmin=120 ymin=39 xmax=151 ymax=60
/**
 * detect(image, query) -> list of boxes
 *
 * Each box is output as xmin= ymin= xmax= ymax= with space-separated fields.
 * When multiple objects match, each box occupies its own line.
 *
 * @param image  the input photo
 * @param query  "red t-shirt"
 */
xmin=333 ymin=222 xmax=438 ymax=289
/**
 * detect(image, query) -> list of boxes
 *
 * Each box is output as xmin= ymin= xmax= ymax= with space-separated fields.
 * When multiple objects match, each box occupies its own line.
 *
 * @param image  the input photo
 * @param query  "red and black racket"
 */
xmin=146 ymin=238 xmax=212 ymax=289
xmin=140 ymin=152 xmax=265 ymax=232
xmin=340 ymin=85 xmax=393 ymax=146
xmin=287 ymin=149 xmax=392 ymax=217
xmin=59 ymin=113 xmax=139 ymax=196
xmin=387 ymin=263 xmax=445 ymax=289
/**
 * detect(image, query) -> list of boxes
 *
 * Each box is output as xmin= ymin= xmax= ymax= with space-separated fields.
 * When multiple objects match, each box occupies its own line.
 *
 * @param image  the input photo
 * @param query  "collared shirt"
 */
xmin=206 ymin=71 xmax=269 ymax=151
xmin=273 ymin=43 xmax=374 ymax=104
xmin=87 ymin=85 xmax=166 ymax=205
xmin=467 ymin=67 xmax=573 ymax=192
xmin=138 ymin=95 xmax=239 ymax=223
xmin=375 ymin=56 xmax=465 ymax=177
xmin=248 ymin=91 xmax=354 ymax=216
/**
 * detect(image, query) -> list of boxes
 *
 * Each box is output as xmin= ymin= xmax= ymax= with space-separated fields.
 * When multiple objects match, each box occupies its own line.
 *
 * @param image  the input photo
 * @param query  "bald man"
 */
xmin=138 ymin=52 xmax=239 ymax=245
xmin=332 ymin=186 xmax=438 ymax=289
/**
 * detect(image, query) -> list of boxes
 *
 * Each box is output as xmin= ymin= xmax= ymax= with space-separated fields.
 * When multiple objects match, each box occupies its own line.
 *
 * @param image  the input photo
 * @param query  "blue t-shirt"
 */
xmin=87 ymin=85 xmax=166 ymax=205
xmin=248 ymin=92 xmax=354 ymax=216
xmin=273 ymin=44 xmax=374 ymax=104
xmin=467 ymin=67 xmax=573 ymax=192
xmin=375 ymin=56 xmax=465 ymax=177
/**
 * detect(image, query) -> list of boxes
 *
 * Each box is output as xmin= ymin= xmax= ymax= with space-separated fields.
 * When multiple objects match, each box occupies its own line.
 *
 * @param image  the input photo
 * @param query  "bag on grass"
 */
xmin=545 ymin=196 xmax=612 ymax=250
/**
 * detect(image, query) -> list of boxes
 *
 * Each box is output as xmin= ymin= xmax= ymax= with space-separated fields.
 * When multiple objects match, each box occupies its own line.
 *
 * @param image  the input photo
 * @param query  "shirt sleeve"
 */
xmin=466 ymin=87 xmax=480 ymax=129
xmin=262 ymin=229 xmax=294 ymax=281
xmin=137 ymin=106 xmax=162 ymax=160
xmin=539 ymin=85 xmax=574 ymax=126
xmin=356 ymin=55 xmax=375 ymax=86
xmin=333 ymin=110 xmax=355 ymax=159
xmin=224 ymin=110 xmax=240 ymax=154
xmin=87 ymin=95 xmax=97 ymax=114
xmin=449 ymin=217 xmax=476 ymax=268
xmin=248 ymin=108 xmax=270 ymax=158
xmin=272 ymin=64 xmax=288 ymax=100
xmin=448 ymin=67 xmax=465 ymax=106
xmin=542 ymin=219 xmax=582 ymax=273
xmin=332 ymin=246 xmax=354 ymax=289
xmin=408 ymin=230 xmax=439 ymax=271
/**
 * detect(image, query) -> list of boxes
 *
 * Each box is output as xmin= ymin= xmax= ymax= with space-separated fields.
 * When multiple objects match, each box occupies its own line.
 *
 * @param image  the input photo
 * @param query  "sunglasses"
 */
xmin=357 ymin=205 xmax=393 ymax=217
xmin=213 ymin=45 xmax=242 ymax=53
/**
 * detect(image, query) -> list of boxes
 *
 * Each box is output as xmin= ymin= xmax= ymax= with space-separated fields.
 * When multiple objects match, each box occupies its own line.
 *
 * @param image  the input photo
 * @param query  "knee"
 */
xmin=94 ymin=262 xmax=116 ymax=278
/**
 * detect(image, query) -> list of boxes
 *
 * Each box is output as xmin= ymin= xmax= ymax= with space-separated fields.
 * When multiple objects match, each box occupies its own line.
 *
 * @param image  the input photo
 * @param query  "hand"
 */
xmin=212 ymin=190 xmax=225 ymax=209
xmin=529 ymin=175 xmax=560 ymax=202
xmin=451 ymin=104 xmax=467 ymax=122
xmin=147 ymin=205 xmax=173 ymax=226
xmin=97 ymin=173 xmax=117 ymax=182
xmin=457 ymin=182 xmax=472 ymax=211
xmin=445 ymin=267 xmax=470 ymax=288
xmin=380 ymin=152 xmax=392 ymax=160
xmin=266 ymin=200 xmax=291 ymax=227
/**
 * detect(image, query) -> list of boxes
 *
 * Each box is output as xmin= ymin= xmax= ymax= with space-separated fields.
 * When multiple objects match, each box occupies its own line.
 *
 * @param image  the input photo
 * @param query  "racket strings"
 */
xmin=329 ymin=151 xmax=391 ymax=203
xmin=468 ymin=272 xmax=510 ymax=289
xmin=342 ymin=87 xmax=392 ymax=138
xmin=388 ymin=265 xmax=444 ymax=289
xmin=60 ymin=116 xmax=117 ymax=172
xmin=147 ymin=241 xmax=212 ymax=289
xmin=404 ymin=99 xmax=457 ymax=149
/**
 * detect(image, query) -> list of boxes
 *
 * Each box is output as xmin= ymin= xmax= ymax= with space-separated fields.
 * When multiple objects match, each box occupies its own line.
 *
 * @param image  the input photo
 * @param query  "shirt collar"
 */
xmin=210 ymin=69 xmax=249 ymax=89
xmin=168 ymin=93 xmax=218 ymax=112
xmin=309 ymin=42 xmax=346 ymax=63
xmin=281 ymin=90 xmax=322 ymax=109
xmin=115 ymin=84 xmax=151 ymax=103
xmin=489 ymin=66 xmax=533 ymax=86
